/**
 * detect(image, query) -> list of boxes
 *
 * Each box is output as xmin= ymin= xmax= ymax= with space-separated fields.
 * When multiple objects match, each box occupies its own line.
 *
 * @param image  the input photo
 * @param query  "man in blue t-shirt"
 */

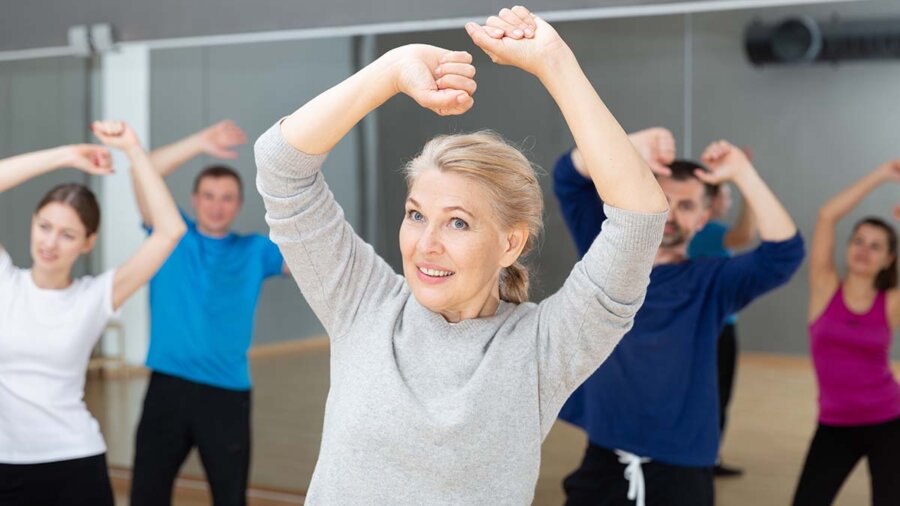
xmin=128 ymin=121 xmax=287 ymax=506
xmin=688 ymin=181 xmax=757 ymax=477
xmin=555 ymin=129 xmax=804 ymax=506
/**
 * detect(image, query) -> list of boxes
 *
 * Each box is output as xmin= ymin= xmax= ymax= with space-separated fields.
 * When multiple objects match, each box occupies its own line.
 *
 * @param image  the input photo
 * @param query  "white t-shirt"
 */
xmin=0 ymin=249 xmax=119 ymax=464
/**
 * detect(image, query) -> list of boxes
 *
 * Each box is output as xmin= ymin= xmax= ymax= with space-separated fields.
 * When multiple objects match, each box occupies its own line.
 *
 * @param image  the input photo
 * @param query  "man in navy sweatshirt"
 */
xmin=555 ymin=130 xmax=804 ymax=506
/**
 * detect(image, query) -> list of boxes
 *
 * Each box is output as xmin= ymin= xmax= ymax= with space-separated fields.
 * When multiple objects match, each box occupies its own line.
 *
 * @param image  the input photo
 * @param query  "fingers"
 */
xmin=484 ymin=6 xmax=536 ymax=39
xmin=693 ymin=168 xmax=719 ymax=185
xmin=434 ymin=62 xmax=476 ymax=79
xmin=439 ymin=51 xmax=473 ymax=67
xmin=510 ymin=6 xmax=536 ymax=30
xmin=91 ymin=120 xmax=126 ymax=137
xmin=88 ymin=148 xmax=114 ymax=173
xmin=486 ymin=15 xmax=523 ymax=39
xmin=69 ymin=145 xmax=114 ymax=175
xmin=701 ymin=140 xmax=734 ymax=164
xmin=436 ymin=74 xmax=477 ymax=95
xmin=648 ymin=162 xmax=672 ymax=177
xmin=466 ymin=22 xmax=503 ymax=59
xmin=501 ymin=7 xmax=535 ymax=37
xmin=420 ymin=89 xmax=474 ymax=116
xmin=654 ymin=129 xmax=677 ymax=165
xmin=218 ymin=120 xmax=247 ymax=143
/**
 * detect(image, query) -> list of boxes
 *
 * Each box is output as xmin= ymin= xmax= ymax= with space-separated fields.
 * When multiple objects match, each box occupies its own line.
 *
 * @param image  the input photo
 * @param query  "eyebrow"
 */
xmin=36 ymin=217 xmax=80 ymax=235
xmin=406 ymin=198 xmax=474 ymax=218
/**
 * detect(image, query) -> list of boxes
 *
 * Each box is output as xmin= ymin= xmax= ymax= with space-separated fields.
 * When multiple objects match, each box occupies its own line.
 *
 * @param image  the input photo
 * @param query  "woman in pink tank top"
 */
xmin=793 ymin=160 xmax=900 ymax=506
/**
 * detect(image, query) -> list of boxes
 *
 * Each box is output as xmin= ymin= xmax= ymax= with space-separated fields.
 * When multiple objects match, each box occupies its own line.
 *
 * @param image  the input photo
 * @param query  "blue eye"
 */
xmin=450 ymin=218 xmax=469 ymax=230
xmin=407 ymin=210 xmax=424 ymax=222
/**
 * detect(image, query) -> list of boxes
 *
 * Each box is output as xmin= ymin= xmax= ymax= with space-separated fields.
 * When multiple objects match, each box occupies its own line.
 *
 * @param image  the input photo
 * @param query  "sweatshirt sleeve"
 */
xmin=715 ymin=233 xmax=805 ymax=318
xmin=254 ymin=121 xmax=404 ymax=341
xmin=552 ymin=150 xmax=609 ymax=258
xmin=534 ymin=204 xmax=666 ymax=434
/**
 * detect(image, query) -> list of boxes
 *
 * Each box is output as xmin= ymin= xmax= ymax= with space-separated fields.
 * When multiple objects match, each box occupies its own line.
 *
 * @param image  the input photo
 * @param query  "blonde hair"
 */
xmin=404 ymin=131 xmax=544 ymax=304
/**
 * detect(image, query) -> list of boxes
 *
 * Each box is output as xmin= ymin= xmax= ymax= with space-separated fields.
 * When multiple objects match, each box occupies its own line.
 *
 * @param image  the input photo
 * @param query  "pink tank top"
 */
xmin=810 ymin=286 xmax=900 ymax=426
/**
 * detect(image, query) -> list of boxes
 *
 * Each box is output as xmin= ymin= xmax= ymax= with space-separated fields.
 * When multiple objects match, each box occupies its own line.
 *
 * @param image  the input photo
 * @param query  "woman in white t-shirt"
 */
xmin=0 ymin=121 xmax=186 ymax=506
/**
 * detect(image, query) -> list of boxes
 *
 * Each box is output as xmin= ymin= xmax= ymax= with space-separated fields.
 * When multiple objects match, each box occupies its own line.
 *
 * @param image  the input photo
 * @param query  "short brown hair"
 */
xmin=193 ymin=165 xmax=243 ymax=199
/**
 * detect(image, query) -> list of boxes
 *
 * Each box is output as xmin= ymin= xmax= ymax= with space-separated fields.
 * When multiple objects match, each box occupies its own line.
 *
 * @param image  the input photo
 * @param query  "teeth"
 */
xmin=418 ymin=266 xmax=453 ymax=277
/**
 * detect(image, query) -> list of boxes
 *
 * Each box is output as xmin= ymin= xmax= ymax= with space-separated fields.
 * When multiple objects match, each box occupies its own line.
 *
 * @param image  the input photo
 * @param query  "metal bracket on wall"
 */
xmin=67 ymin=25 xmax=92 ymax=58
xmin=65 ymin=23 xmax=117 ymax=57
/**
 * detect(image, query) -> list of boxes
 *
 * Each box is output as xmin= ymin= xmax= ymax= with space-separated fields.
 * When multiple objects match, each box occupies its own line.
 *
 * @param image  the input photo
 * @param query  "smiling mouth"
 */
xmin=417 ymin=266 xmax=455 ymax=278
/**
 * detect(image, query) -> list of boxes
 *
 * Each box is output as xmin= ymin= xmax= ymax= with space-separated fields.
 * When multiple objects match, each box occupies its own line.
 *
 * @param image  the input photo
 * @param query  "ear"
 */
xmin=190 ymin=192 xmax=199 ymax=209
xmin=499 ymin=227 xmax=529 ymax=268
xmin=82 ymin=233 xmax=98 ymax=254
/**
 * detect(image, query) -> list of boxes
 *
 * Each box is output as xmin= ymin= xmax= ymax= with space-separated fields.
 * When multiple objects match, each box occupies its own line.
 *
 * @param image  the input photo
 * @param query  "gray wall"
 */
xmin=0 ymin=57 xmax=91 ymax=275
xmin=149 ymin=37 xmax=360 ymax=345
xmin=373 ymin=0 xmax=900 ymax=357
xmin=0 ymin=0 xmax=785 ymax=52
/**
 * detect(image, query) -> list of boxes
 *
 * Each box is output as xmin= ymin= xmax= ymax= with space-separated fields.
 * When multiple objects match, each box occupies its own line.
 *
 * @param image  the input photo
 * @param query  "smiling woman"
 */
xmin=254 ymin=5 xmax=667 ymax=504
xmin=401 ymin=131 xmax=543 ymax=320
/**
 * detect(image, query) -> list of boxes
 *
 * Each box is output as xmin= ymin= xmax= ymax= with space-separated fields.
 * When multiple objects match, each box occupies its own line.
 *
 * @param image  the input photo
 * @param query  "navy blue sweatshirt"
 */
xmin=554 ymin=150 xmax=805 ymax=466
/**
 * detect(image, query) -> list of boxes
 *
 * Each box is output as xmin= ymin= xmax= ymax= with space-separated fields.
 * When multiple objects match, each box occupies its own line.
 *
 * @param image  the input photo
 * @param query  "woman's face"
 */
xmin=846 ymin=223 xmax=894 ymax=279
xmin=30 ymin=202 xmax=95 ymax=275
xmin=399 ymin=169 xmax=525 ymax=321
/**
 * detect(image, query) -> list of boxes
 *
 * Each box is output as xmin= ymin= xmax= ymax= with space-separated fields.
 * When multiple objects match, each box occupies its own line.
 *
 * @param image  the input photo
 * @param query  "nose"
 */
xmin=41 ymin=232 xmax=59 ymax=250
xmin=417 ymin=225 xmax=444 ymax=256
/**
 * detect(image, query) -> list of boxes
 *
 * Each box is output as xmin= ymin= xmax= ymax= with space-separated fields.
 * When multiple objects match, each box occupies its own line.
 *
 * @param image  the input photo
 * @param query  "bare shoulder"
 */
xmin=888 ymin=289 xmax=900 ymax=329
xmin=808 ymin=275 xmax=840 ymax=324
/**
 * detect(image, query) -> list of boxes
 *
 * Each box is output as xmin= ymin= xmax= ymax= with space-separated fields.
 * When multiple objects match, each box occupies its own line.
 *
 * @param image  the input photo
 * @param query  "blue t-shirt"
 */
xmin=553 ymin=151 xmax=804 ymax=466
xmin=689 ymin=221 xmax=729 ymax=259
xmin=689 ymin=221 xmax=737 ymax=325
xmin=144 ymin=211 xmax=284 ymax=390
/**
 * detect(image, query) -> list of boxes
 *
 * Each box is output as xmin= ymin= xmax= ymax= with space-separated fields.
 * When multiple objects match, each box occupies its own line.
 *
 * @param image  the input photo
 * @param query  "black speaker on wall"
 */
xmin=745 ymin=16 xmax=900 ymax=66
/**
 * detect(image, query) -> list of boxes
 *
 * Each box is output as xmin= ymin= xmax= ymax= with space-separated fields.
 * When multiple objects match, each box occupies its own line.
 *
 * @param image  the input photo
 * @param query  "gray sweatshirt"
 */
xmin=255 ymin=122 xmax=665 ymax=505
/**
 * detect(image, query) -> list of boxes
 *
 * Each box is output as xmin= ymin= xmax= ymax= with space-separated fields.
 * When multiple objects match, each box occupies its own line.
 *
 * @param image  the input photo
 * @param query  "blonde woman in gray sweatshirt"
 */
xmin=255 ymin=6 xmax=668 ymax=505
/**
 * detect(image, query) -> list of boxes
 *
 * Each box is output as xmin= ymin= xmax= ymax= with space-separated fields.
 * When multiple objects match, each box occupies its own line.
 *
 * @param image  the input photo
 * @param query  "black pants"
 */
xmin=792 ymin=418 xmax=900 ymax=506
xmin=0 ymin=453 xmax=114 ymax=506
xmin=564 ymin=443 xmax=714 ymax=506
xmin=718 ymin=323 xmax=738 ymax=438
xmin=130 ymin=371 xmax=251 ymax=506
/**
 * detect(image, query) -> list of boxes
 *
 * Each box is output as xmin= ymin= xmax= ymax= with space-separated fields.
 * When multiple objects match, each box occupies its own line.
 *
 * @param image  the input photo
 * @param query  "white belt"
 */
xmin=615 ymin=450 xmax=651 ymax=506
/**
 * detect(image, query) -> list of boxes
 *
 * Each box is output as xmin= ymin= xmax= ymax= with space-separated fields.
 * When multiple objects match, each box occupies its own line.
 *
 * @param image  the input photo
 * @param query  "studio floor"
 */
xmin=86 ymin=344 xmax=881 ymax=505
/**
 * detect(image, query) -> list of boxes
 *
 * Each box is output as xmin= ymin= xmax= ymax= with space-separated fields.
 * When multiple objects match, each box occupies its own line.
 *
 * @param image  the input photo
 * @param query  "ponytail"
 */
xmin=500 ymin=261 xmax=530 ymax=303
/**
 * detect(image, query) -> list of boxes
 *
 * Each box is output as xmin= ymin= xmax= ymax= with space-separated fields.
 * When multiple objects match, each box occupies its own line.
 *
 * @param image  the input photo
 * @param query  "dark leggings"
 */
xmin=793 ymin=417 xmax=900 ymax=506
xmin=130 ymin=371 xmax=251 ymax=506
xmin=718 ymin=323 xmax=737 ymax=438
xmin=0 ymin=453 xmax=114 ymax=506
